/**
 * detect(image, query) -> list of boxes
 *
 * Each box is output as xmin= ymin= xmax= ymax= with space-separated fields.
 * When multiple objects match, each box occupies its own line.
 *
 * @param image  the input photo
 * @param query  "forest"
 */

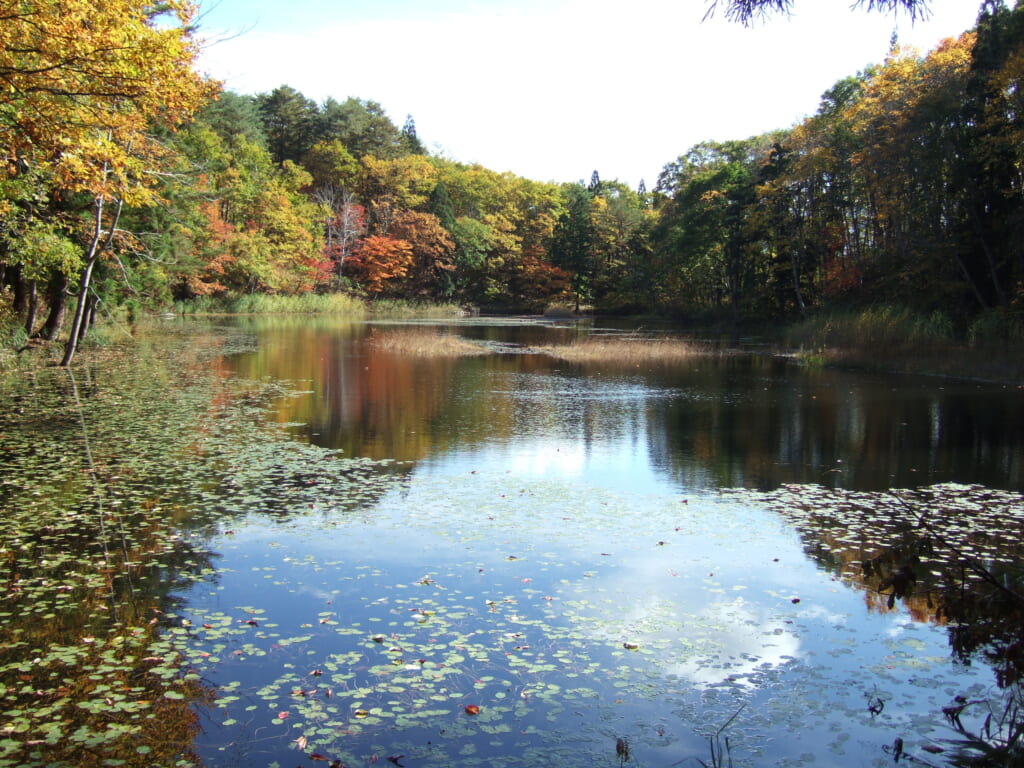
xmin=1 ymin=0 xmax=1022 ymax=365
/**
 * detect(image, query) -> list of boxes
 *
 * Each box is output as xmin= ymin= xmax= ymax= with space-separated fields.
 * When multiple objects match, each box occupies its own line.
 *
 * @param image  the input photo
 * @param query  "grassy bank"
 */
xmin=786 ymin=307 xmax=1024 ymax=382
xmin=174 ymin=293 xmax=471 ymax=319
xmin=174 ymin=292 xmax=368 ymax=316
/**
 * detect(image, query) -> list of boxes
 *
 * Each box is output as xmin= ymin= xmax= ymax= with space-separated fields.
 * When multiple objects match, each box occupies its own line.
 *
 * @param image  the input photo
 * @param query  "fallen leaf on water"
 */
xmin=464 ymin=704 xmax=481 ymax=716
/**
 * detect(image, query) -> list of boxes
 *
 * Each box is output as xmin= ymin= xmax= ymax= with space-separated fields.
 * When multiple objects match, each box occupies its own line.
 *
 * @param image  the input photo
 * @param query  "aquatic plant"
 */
xmin=539 ymin=334 xmax=711 ymax=365
xmin=0 ymin=326 xmax=403 ymax=767
xmin=366 ymin=327 xmax=488 ymax=357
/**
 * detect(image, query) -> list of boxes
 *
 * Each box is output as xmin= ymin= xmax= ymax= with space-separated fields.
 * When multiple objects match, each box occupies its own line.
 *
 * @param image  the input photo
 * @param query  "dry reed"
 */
xmin=539 ymin=336 xmax=709 ymax=365
xmin=368 ymin=328 xmax=488 ymax=357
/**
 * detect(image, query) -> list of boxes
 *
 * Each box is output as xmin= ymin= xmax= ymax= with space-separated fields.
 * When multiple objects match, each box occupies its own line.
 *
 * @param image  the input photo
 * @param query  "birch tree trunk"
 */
xmin=60 ymin=185 xmax=123 ymax=367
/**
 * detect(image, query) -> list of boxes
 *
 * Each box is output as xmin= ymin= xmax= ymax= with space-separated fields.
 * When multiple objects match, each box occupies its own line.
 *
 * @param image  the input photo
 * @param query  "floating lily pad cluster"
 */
xmin=0 ymin=328 xmax=403 ymax=767
xmin=729 ymin=483 xmax=1024 ymax=607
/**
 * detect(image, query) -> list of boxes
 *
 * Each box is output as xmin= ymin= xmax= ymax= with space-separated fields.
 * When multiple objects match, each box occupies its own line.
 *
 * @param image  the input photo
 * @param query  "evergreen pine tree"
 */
xmin=429 ymin=181 xmax=457 ymax=233
xmin=402 ymin=114 xmax=426 ymax=154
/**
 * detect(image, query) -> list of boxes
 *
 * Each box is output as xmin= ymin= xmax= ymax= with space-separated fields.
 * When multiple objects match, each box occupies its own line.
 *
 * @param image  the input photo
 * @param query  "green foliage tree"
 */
xmin=654 ymin=139 xmax=767 ymax=320
xmin=401 ymin=114 xmax=427 ymax=155
xmin=549 ymin=183 xmax=596 ymax=312
xmin=428 ymin=181 xmax=458 ymax=233
xmin=319 ymin=97 xmax=411 ymax=159
xmin=257 ymin=85 xmax=319 ymax=165
xmin=199 ymin=91 xmax=267 ymax=149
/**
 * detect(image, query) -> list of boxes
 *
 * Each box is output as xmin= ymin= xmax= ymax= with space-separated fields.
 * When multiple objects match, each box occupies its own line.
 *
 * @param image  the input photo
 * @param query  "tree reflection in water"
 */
xmin=740 ymin=483 xmax=1024 ymax=765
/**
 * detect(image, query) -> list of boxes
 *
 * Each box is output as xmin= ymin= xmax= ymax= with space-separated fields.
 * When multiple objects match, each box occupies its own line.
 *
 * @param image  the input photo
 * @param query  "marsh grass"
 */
xmin=539 ymin=335 xmax=711 ymax=366
xmin=787 ymin=307 xmax=954 ymax=357
xmin=367 ymin=299 xmax=469 ymax=319
xmin=368 ymin=327 xmax=488 ymax=357
xmin=175 ymin=294 xmax=470 ymax=319
xmin=787 ymin=307 xmax=1024 ymax=381
xmin=175 ymin=292 xmax=367 ymax=316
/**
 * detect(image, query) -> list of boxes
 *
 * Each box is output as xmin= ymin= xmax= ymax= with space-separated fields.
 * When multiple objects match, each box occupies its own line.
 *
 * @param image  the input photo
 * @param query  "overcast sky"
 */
xmin=196 ymin=0 xmax=982 ymax=188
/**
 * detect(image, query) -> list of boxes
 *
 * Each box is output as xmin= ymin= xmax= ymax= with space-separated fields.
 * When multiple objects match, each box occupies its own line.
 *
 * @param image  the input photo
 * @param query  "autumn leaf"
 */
xmin=464 ymin=704 xmax=481 ymax=716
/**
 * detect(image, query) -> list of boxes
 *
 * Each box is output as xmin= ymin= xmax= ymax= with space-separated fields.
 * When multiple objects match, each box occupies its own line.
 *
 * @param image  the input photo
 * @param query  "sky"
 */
xmin=195 ymin=0 xmax=982 ymax=188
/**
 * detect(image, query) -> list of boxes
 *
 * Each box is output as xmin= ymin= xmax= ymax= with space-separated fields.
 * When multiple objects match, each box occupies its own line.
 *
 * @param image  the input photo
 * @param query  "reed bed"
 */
xmin=539 ymin=335 xmax=710 ymax=365
xmin=786 ymin=306 xmax=954 ymax=358
xmin=787 ymin=307 xmax=1024 ymax=381
xmin=368 ymin=328 xmax=488 ymax=357
xmin=367 ymin=300 xmax=470 ymax=319
xmin=176 ymin=292 xmax=367 ymax=316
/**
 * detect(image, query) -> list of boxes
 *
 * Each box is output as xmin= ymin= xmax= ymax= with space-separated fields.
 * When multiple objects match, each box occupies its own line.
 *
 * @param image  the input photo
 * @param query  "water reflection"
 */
xmin=226 ymin=317 xmax=1024 ymax=492
xmin=3 ymin=317 xmax=1008 ymax=767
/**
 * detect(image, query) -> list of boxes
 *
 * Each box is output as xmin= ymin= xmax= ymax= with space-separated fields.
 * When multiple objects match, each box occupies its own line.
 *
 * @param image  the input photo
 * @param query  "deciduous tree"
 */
xmin=345 ymin=235 xmax=414 ymax=296
xmin=0 ymin=0 xmax=216 ymax=364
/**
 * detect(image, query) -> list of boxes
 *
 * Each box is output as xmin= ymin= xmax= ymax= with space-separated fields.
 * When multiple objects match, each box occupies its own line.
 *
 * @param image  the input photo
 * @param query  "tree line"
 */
xmin=2 ymin=0 xmax=1022 ymax=365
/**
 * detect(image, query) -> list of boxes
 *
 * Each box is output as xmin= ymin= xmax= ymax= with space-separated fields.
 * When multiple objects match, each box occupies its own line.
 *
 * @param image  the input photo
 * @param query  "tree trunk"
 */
xmin=61 ymin=189 xmax=122 ymax=367
xmin=790 ymin=247 xmax=807 ymax=318
xmin=10 ymin=264 xmax=28 ymax=315
xmin=39 ymin=273 xmax=69 ymax=340
xmin=77 ymin=294 xmax=97 ymax=342
xmin=24 ymin=280 xmax=38 ymax=335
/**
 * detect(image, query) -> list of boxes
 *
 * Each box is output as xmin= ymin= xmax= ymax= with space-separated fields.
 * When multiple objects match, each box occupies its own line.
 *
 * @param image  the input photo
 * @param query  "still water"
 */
xmin=229 ymin=315 xmax=1023 ymax=492
xmin=3 ymin=316 xmax=1022 ymax=768
xmin=178 ymin=316 xmax=1023 ymax=768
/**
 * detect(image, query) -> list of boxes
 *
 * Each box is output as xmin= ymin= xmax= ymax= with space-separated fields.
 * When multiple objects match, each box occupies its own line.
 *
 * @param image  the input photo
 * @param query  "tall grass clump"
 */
xmin=968 ymin=308 xmax=1024 ymax=348
xmin=367 ymin=299 xmax=470 ymax=319
xmin=787 ymin=307 xmax=955 ymax=361
xmin=540 ymin=334 xmax=710 ymax=366
xmin=367 ymin=327 xmax=487 ymax=357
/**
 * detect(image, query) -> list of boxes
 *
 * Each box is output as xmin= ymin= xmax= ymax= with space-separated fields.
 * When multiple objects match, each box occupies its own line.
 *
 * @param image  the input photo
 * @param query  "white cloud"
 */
xmin=197 ymin=0 xmax=981 ymax=187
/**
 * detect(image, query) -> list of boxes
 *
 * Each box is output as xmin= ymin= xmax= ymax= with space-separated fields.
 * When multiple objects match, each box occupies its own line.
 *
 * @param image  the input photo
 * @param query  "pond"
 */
xmin=1 ymin=316 xmax=1023 ymax=768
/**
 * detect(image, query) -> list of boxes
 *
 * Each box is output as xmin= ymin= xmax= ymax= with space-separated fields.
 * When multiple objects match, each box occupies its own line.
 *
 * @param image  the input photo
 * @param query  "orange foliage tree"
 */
xmin=345 ymin=235 xmax=414 ymax=296
xmin=388 ymin=210 xmax=456 ymax=297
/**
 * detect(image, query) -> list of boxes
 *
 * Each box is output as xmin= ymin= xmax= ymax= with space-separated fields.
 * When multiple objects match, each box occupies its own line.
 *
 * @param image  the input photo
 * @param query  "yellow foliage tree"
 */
xmin=0 ymin=0 xmax=217 ymax=364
